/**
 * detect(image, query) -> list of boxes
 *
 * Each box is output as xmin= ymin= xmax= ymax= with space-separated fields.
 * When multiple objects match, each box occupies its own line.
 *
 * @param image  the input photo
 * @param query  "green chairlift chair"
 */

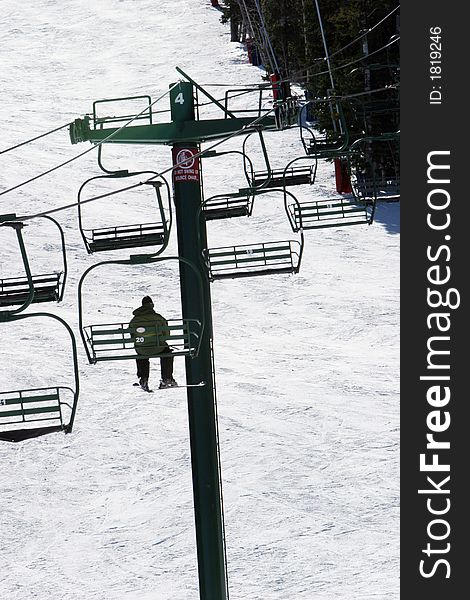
xmin=77 ymin=172 xmax=172 ymax=254
xmin=0 ymin=215 xmax=67 ymax=309
xmin=298 ymin=99 xmax=350 ymax=158
xmin=0 ymin=220 xmax=79 ymax=442
xmin=350 ymin=132 xmax=400 ymax=203
xmin=200 ymin=148 xmax=256 ymax=220
xmin=77 ymin=255 xmax=204 ymax=365
xmin=286 ymin=195 xmax=375 ymax=231
xmin=348 ymin=64 xmax=400 ymax=138
xmin=282 ymin=161 xmax=376 ymax=231
xmin=201 ymin=192 xmax=255 ymax=221
xmin=0 ymin=318 xmax=79 ymax=442
xmin=204 ymin=240 xmax=303 ymax=281
xmin=202 ymin=189 xmax=304 ymax=281
xmin=241 ymin=130 xmax=315 ymax=191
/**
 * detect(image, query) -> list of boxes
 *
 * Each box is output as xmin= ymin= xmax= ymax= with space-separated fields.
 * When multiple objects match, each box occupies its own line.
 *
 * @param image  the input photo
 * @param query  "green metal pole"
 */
xmin=170 ymin=81 xmax=227 ymax=600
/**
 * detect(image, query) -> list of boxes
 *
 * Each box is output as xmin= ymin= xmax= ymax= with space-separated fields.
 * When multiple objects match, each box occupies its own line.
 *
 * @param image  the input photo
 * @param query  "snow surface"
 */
xmin=0 ymin=1 xmax=399 ymax=599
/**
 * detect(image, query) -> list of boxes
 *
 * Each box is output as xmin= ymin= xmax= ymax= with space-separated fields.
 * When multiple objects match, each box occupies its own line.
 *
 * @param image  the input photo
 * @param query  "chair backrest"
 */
xmin=0 ymin=273 xmax=62 ymax=307
xmin=205 ymin=240 xmax=301 ymax=280
xmin=0 ymin=387 xmax=66 ymax=442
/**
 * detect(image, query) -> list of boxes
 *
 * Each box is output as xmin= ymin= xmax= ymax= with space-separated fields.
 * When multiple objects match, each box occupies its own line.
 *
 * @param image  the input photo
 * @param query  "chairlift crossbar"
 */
xmin=91 ymin=222 xmax=166 ymax=237
xmin=1 ymin=392 xmax=59 ymax=406
xmin=2 ymin=406 xmax=61 ymax=419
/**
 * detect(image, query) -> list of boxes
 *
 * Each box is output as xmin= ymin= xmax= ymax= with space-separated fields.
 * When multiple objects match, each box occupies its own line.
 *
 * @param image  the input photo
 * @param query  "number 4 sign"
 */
xmin=174 ymin=92 xmax=185 ymax=105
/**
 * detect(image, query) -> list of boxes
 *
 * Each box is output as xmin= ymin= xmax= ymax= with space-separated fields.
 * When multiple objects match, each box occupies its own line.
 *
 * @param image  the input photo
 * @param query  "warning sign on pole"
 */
xmin=172 ymin=147 xmax=200 ymax=183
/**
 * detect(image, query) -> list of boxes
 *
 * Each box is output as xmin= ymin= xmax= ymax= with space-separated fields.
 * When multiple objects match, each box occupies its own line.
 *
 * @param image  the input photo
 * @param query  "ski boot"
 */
xmin=139 ymin=377 xmax=150 ymax=392
xmin=159 ymin=378 xmax=178 ymax=389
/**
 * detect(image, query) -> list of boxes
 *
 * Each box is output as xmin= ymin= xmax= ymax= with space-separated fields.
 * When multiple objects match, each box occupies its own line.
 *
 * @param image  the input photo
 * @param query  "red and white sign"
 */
xmin=172 ymin=147 xmax=200 ymax=183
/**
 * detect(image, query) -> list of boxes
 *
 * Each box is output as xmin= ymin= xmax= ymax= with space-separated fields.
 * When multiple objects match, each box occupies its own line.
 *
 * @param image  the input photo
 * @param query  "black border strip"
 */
xmin=401 ymin=2 xmax=466 ymax=596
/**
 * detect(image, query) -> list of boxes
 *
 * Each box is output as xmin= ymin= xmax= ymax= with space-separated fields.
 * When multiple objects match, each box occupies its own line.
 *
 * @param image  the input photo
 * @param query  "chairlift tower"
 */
xmin=170 ymin=80 xmax=227 ymax=600
xmin=70 ymin=68 xmax=296 ymax=600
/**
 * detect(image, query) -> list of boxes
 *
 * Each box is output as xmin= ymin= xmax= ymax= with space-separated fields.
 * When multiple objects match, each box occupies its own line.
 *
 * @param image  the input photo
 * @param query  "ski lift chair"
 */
xmin=0 ymin=215 xmax=67 ymax=309
xmin=287 ymin=196 xmax=375 ymax=230
xmin=202 ymin=189 xmax=304 ymax=280
xmin=241 ymin=130 xmax=316 ymax=191
xmin=0 ymin=386 xmax=76 ymax=442
xmin=204 ymin=239 xmax=303 ymax=280
xmin=78 ymin=256 xmax=204 ymax=364
xmin=77 ymin=172 xmax=171 ymax=254
xmin=200 ymin=149 xmax=256 ymax=220
xmin=350 ymin=133 xmax=400 ymax=203
xmin=283 ymin=156 xmax=376 ymax=230
xmin=298 ymin=99 xmax=350 ymax=158
xmin=249 ymin=164 xmax=315 ymax=189
xmin=0 ymin=313 xmax=80 ymax=443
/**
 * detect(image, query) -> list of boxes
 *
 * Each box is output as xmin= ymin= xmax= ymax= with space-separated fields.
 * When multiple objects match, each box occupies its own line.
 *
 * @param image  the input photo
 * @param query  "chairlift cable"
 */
xmin=287 ymin=4 xmax=400 ymax=78
xmin=253 ymin=0 xmax=279 ymax=74
xmin=292 ymin=36 xmax=400 ymax=84
xmin=326 ymin=5 xmax=400 ymax=62
xmin=0 ymin=83 xmax=179 ymax=199
xmin=197 ymin=5 xmax=400 ymax=92
xmin=313 ymin=0 xmax=336 ymax=92
xmin=238 ymin=0 xmax=272 ymax=70
xmin=238 ymin=0 xmax=263 ymax=53
xmin=0 ymin=123 xmax=71 ymax=156
xmin=219 ymin=4 xmax=399 ymax=90
xmin=334 ymin=84 xmax=399 ymax=101
xmin=261 ymin=5 xmax=399 ymax=88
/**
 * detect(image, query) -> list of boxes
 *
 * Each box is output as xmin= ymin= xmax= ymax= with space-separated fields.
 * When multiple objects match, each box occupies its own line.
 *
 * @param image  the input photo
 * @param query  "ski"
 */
xmin=159 ymin=381 xmax=206 ymax=390
xmin=133 ymin=381 xmax=205 ymax=391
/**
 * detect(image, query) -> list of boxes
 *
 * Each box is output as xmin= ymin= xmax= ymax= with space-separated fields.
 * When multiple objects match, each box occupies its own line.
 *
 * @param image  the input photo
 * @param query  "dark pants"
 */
xmin=136 ymin=355 xmax=173 ymax=381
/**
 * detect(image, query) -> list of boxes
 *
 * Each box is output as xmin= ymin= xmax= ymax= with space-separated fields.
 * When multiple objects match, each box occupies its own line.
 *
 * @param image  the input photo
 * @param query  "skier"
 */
xmin=129 ymin=296 xmax=177 ymax=391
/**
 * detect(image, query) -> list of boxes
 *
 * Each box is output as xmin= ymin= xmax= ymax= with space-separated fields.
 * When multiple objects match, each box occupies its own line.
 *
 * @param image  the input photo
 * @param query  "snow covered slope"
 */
xmin=0 ymin=1 xmax=399 ymax=598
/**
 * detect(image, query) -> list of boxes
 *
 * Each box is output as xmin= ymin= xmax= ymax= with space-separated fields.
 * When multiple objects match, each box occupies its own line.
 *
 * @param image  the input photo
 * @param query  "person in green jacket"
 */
xmin=129 ymin=296 xmax=177 ymax=391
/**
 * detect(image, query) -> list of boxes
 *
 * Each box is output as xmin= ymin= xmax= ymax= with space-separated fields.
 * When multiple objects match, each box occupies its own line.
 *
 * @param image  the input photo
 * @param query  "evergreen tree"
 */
xmin=222 ymin=1 xmax=400 ymax=179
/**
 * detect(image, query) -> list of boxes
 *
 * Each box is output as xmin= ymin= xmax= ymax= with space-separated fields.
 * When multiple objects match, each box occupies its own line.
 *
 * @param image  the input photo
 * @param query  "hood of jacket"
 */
xmin=132 ymin=304 xmax=156 ymax=317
